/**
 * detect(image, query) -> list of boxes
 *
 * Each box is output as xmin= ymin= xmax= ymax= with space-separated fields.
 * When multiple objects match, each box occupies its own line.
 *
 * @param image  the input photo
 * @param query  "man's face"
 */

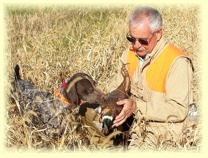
xmin=129 ymin=18 xmax=160 ymax=58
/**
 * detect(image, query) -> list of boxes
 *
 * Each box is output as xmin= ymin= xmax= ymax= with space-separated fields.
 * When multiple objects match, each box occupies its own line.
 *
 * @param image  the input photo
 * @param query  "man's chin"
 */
xmin=136 ymin=51 xmax=148 ymax=58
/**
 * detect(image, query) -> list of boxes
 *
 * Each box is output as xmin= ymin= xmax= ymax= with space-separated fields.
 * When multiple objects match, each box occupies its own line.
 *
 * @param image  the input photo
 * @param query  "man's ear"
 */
xmin=156 ymin=29 xmax=162 ymax=41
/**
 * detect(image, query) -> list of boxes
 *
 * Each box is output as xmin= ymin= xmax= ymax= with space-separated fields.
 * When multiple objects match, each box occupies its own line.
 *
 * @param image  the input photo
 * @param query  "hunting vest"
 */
xmin=127 ymin=44 xmax=189 ymax=93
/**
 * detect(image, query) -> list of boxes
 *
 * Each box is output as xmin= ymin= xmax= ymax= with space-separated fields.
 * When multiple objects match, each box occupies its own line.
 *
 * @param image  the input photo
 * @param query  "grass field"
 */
xmin=5 ymin=4 xmax=201 ymax=152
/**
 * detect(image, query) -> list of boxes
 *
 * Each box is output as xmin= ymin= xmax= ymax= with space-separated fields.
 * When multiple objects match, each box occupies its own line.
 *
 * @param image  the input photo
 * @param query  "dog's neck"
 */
xmin=54 ymin=78 xmax=72 ymax=106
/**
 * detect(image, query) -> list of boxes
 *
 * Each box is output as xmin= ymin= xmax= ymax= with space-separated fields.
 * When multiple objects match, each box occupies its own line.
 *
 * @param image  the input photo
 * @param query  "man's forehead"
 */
xmin=129 ymin=22 xmax=152 ymax=37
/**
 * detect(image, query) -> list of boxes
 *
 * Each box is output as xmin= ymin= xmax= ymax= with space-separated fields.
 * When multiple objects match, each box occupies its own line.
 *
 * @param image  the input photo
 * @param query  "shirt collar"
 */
xmin=138 ymin=54 xmax=150 ymax=68
xmin=138 ymin=54 xmax=150 ymax=62
xmin=148 ymin=36 xmax=167 ymax=59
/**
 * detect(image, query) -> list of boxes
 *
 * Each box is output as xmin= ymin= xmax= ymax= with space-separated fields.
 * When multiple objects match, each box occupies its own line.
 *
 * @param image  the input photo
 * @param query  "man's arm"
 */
xmin=136 ymin=57 xmax=193 ymax=122
xmin=114 ymin=57 xmax=193 ymax=126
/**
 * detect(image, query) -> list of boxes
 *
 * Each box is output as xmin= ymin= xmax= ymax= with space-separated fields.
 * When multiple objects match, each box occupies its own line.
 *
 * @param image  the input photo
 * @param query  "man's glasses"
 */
xmin=126 ymin=33 xmax=155 ymax=45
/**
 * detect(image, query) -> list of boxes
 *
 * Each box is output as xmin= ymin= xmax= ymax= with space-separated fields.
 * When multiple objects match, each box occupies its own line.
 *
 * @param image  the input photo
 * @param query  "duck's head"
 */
xmin=101 ymin=115 xmax=115 ymax=136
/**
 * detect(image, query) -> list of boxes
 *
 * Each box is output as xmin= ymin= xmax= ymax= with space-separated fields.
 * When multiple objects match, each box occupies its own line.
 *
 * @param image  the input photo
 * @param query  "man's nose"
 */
xmin=133 ymin=40 xmax=142 ymax=49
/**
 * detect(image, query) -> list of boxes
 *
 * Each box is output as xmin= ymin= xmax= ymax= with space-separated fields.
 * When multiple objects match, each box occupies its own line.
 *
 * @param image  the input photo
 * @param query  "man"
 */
xmin=110 ymin=6 xmax=194 ymax=148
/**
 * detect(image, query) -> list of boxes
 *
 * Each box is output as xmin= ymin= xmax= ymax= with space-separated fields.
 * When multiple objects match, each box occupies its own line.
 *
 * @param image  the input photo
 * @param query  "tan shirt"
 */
xmin=109 ymin=37 xmax=194 ymax=123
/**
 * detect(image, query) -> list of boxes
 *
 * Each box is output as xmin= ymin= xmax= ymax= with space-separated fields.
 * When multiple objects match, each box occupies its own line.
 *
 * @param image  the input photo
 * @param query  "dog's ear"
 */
xmin=63 ymin=84 xmax=80 ymax=107
xmin=76 ymin=79 xmax=93 ymax=95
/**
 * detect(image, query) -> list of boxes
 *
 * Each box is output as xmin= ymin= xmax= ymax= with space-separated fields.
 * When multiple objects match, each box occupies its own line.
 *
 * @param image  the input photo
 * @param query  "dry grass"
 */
xmin=5 ymin=4 xmax=201 ymax=152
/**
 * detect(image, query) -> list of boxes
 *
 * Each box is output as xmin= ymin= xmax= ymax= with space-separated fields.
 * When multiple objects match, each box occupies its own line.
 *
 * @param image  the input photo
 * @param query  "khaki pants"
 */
xmin=128 ymin=118 xmax=197 ymax=150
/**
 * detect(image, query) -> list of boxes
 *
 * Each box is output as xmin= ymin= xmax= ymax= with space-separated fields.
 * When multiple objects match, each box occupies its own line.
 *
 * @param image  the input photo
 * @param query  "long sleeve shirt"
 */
xmin=108 ymin=37 xmax=194 ymax=123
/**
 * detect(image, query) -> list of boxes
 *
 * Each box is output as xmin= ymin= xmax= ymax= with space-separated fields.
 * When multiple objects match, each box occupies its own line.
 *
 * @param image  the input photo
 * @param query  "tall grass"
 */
xmin=5 ymin=4 xmax=201 ymax=151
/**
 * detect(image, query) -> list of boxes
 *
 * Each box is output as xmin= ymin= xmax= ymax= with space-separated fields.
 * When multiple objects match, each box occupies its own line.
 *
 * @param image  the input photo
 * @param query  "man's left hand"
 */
xmin=113 ymin=99 xmax=136 ymax=126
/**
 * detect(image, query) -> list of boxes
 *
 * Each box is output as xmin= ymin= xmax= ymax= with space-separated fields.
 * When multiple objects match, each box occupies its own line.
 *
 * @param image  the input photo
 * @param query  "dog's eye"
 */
xmin=88 ymin=86 xmax=94 ymax=93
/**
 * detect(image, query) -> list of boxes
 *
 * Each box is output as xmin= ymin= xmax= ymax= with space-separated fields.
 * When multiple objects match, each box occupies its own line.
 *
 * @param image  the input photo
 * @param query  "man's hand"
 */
xmin=113 ymin=99 xmax=136 ymax=127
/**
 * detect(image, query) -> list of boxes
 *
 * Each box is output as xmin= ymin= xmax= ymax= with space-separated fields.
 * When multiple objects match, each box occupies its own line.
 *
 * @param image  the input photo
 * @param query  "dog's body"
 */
xmin=11 ymin=65 xmax=105 ymax=137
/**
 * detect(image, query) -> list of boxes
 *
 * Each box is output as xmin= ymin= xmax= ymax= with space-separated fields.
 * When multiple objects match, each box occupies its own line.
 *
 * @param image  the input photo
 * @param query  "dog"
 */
xmin=11 ymin=64 xmax=133 ymax=147
xmin=11 ymin=64 xmax=105 ymax=138
xmin=62 ymin=72 xmax=105 ymax=106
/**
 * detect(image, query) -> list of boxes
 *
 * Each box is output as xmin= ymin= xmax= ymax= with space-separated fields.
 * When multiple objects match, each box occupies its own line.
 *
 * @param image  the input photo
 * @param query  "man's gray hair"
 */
xmin=128 ymin=6 xmax=163 ymax=33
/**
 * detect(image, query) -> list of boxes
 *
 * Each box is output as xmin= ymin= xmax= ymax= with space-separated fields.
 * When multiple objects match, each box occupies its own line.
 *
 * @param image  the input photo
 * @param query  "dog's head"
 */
xmin=63 ymin=73 xmax=105 ymax=106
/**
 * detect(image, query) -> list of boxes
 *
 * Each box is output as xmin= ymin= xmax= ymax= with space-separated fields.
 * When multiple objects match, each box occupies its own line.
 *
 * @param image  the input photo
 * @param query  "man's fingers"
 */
xmin=114 ymin=118 xmax=126 ymax=127
xmin=113 ymin=99 xmax=135 ymax=127
xmin=116 ymin=99 xmax=127 ymax=105
xmin=113 ymin=114 xmax=127 ymax=127
xmin=114 ymin=110 xmax=126 ymax=123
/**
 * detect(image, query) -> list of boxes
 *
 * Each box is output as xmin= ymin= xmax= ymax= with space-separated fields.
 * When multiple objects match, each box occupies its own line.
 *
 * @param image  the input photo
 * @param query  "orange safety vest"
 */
xmin=127 ymin=44 xmax=189 ymax=93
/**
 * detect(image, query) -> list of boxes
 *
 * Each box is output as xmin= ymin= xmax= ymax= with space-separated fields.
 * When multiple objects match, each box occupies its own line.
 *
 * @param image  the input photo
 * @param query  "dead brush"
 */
xmin=7 ymin=95 xmax=90 ymax=150
xmin=129 ymin=114 xmax=200 ymax=151
xmin=5 ymin=5 xmax=200 ymax=151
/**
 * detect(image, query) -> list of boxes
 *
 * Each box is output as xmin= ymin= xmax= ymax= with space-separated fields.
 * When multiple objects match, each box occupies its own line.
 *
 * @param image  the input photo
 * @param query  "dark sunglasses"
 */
xmin=126 ymin=33 xmax=154 ymax=45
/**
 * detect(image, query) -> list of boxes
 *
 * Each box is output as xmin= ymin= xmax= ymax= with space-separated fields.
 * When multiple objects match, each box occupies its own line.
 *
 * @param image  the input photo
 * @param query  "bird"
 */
xmin=96 ymin=62 xmax=132 ymax=136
